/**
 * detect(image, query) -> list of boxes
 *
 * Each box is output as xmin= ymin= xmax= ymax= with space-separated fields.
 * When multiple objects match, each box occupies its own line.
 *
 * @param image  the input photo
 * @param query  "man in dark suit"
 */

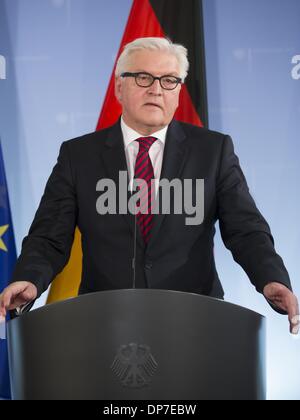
xmin=0 ymin=37 xmax=299 ymax=334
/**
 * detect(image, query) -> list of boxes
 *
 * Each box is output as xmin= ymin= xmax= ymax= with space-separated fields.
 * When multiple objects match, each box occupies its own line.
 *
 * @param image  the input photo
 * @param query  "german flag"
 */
xmin=47 ymin=0 xmax=208 ymax=303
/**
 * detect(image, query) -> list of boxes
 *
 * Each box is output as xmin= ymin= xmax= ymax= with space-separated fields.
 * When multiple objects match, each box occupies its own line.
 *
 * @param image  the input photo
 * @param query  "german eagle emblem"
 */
xmin=111 ymin=343 xmax=158 ymax=388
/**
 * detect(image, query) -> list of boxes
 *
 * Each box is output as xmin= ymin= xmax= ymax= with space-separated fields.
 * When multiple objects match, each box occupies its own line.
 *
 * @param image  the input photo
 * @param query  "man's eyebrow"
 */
xmin=132 ymin=70 xmax=180 ymax=76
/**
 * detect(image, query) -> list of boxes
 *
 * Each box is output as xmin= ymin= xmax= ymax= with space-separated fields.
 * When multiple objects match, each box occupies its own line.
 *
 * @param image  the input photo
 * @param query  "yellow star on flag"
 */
xmin=0 ymin=224 xmax=9 ymax=252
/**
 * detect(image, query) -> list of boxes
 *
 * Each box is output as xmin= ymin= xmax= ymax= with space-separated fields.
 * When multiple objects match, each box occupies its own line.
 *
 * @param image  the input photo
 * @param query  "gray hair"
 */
xmin=115 ymin=37 xmax=189 ymax=81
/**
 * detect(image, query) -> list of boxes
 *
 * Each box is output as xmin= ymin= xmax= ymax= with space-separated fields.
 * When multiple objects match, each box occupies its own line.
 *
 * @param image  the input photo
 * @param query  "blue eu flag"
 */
xmin=0 ymin=141 xmax=16 ymax=399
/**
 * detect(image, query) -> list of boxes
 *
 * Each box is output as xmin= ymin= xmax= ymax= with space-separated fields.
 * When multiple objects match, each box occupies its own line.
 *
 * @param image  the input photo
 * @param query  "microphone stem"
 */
xmin=132 ymin=206 xmax=137 ymax=289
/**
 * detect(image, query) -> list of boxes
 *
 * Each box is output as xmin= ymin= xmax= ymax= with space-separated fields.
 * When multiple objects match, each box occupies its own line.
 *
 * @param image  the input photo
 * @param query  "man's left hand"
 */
xmin=263 ymin=282 xmax=299 ymax=335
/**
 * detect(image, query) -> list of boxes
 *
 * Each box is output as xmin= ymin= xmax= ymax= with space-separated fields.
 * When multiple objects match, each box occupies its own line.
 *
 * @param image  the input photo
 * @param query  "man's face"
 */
xmin=115 ymin=49 xmax=182 ymax=135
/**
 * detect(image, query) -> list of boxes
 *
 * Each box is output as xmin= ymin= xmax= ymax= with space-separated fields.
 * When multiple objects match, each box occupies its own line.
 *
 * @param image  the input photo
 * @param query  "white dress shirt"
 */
xmin=120 ymin=117 xmax=168 ymax=194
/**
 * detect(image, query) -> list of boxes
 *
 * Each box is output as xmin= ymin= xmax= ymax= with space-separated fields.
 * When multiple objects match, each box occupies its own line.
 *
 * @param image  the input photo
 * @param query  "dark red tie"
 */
xmin=134 ymin=137 xmax=157 ymax=244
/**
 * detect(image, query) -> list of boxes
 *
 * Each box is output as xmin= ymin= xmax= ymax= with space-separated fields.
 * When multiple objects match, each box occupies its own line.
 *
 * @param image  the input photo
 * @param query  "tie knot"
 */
xmin=135 ymin=136 xmax=157 ymax=152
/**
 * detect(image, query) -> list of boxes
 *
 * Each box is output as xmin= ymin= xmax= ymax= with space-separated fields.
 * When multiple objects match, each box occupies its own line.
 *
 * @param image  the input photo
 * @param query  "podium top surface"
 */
xmin=11 ymin=288 xmax=264 ymax=322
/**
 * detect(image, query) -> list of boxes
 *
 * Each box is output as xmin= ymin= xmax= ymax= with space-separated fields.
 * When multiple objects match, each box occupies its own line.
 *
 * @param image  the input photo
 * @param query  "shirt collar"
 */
xmin=121 ymin=116 xmax=168 ymax=148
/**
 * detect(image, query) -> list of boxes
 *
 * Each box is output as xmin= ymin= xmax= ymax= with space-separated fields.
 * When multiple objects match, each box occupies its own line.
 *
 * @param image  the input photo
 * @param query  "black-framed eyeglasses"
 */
xmin=121 ymin=72 xmax=182 ymax=90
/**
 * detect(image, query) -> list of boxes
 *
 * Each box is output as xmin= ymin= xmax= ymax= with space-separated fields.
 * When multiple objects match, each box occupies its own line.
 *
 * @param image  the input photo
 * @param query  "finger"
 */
xmin=288 ymin=296 xmax=300 ymax=335
xmin=0 ymin=297 xmax=6 ymax=322
xmin=264 ymin=286 xmax=299 ymax=334
xmin=21 ymin=287 xmax=36 ymax=302
xmin=0 ymin=293 xmax=4 ymax=313
xmin=0 ymin=283 xmax=29 ymax=316
xmin=0 ymin=289 xmax=13 ymax=317
xmin=7 ymin=296 xmax=30 ymax=310
xmin=291 ymin=316 xmax=300 ymax=335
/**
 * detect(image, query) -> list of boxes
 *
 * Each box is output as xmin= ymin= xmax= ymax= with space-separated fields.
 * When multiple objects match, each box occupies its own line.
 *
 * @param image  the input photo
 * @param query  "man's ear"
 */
xmin=115 ymin=77 xmax=122 ymax=103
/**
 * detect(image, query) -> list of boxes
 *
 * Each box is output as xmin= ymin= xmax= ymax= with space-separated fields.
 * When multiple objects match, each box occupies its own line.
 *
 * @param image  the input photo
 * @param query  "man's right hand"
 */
xmin=0 ymin=281 xmax=38 ymax=321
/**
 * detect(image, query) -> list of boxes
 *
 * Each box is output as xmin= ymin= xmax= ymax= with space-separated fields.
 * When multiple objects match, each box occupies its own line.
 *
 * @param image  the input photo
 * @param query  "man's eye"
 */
xmin=139 ymin=75 xmax=151 ymax=81
xmin=164 ymin=78 xmax=176 ymax=84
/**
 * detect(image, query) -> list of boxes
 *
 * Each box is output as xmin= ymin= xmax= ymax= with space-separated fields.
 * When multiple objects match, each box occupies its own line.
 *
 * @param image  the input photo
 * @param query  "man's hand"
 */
xmin=263 ymin=282 xmax=299 ymax=335
xmin=0 ymin=281 xmax=37 ymax=322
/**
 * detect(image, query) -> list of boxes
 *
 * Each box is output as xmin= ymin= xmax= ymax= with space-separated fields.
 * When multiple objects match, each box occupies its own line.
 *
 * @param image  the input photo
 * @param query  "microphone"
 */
xmin=13 ymin=300 xmax=36 ymax=317
xmin=131 ymin=175 xmax=138 ymax=289
xmin=132 ymin=208 xmax=137 ymax=289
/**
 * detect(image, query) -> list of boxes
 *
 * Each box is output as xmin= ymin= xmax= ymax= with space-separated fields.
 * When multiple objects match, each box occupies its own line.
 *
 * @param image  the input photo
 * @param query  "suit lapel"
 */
xmin=100 ymin=121 xmax=145 ymax=249
xmin=147 ymin=120 xmax=188 ymax=248
xmin=100 ymin=120 xmax=188 ymax=251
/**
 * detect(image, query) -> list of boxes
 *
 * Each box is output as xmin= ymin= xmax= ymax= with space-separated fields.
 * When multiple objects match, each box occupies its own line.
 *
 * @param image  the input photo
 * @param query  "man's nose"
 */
xmin=147 ymin=79 xmax=162 ymax=94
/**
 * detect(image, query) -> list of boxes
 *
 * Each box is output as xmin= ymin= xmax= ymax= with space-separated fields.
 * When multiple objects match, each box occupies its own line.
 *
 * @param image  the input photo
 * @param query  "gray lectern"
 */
xmin=7 ymin=289 xmax=266 ymax=400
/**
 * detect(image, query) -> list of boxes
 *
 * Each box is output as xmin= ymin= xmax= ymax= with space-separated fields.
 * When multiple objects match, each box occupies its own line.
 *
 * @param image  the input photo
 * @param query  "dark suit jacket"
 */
xmin=11 ymin=120 xmax=291 ymax=301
